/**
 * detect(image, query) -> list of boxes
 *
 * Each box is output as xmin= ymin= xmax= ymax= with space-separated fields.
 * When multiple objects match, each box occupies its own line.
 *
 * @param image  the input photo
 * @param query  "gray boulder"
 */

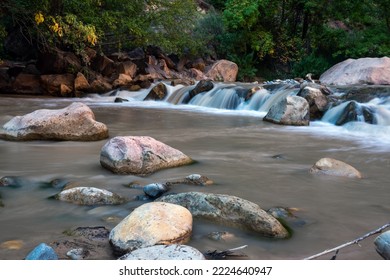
xmin=157 ymin=192 xmax=289 ymax=238
xmin=119 ymin=244 xmax=205 ymax=260
xmin=320 ymin=57 xmax=390 ymax=86
xmin=309 ymin=158 xmax=362 ymax=178
xmin=109 ymin=202 xmax=193 ymax=254
xmin=374 ymin=230 xmax=390 ymax=260
xmin=54 ymin=187 xmax=127 ymax=205
xmin=263 ymin=96 xmax=310 ymax=126
xmin=1 ymin=102 xmax=109 ymax=141
xmin=100 ymin=136 xmax=193 ymax=175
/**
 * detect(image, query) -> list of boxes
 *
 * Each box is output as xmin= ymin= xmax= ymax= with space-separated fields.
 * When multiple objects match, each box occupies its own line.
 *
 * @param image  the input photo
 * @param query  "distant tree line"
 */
xmin=0 ymin=0 xmax=389 ymax=80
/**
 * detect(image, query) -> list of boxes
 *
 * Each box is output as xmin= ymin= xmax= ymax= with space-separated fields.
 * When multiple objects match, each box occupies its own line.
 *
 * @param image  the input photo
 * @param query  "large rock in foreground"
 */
xmin=263 ymin=96 xmax=310 ymax=126
xmin=109 ymin=202 xmax=192 ymax=254
xmin=100 ymin=136 xmax=193 ymax=175
xmin=157 ymin=192 xmax=289 ymax=238
xmin=309 ymin=158 xmax=362 ymax=178
xmin=119 ymin=244 xmax=205 ymax=260
xmin=320 ymin=57 xmax=390 ymax=86
xmin=1 ymin=102 xmax=108 ymax=141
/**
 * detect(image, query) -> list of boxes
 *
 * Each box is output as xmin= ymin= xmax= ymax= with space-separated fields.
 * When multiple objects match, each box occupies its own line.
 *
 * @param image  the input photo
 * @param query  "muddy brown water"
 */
xmin=0 ymin=95 xmax=389 ymax=260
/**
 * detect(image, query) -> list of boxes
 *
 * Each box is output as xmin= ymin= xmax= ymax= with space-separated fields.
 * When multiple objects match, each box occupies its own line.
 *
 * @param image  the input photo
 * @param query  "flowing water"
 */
xmin=0 ymin=81 xmax=389 ymax=260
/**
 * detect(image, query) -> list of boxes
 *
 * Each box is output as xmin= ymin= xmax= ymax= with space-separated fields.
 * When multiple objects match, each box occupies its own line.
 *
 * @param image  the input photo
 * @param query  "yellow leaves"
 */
xmin=34 ymin=12 xmax=44 ymax=25
xmin=87 ymin=33 xmax=97 ymax=46
xmin=49 ymin=18 xmax=63 ymax=37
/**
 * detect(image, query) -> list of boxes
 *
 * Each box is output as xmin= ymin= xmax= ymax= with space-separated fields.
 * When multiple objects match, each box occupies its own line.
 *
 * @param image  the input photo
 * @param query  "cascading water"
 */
xmin=101 ymin=80 xmax=390 ymax=146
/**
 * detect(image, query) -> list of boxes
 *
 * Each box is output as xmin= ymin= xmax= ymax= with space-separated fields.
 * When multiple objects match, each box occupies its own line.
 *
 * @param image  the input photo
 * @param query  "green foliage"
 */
xmin=291 ymin=53 xmax=331 ymax=78
xmin=228 ymin=52 xmax=257 ymax=81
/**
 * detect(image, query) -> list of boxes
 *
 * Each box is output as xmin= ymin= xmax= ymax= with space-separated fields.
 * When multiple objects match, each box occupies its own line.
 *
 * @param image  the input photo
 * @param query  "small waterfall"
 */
xmin=188 ymin=85 xmax=243 ymax=109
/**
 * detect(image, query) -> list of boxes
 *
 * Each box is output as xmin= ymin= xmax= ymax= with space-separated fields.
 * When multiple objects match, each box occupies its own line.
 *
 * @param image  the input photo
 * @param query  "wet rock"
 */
xmin=119 ymin=244 xmax=205 ymax=260
xmin=206 ymin=59 xmax=238 ymax=82
xmin=109 ymin=202 xmax=193 ymax=254
xmin=0 ymin=176 xmax=25 ymax=188
xmin=25 ymin=243 xmax=58 ymax=260
xmin=143 ymin=183 xmax=170 ymax=199
xmin=374 ymin=230 xmax=390 ymax=260
xmin=183 ymin=174 xmax=213 ymax=186
xmin=334 ymin=101 xmax=377 ymax=125
xmin=207 ymin=231 xmax=236 ymax=242
xmin=144 ymin=82 xmax=167 ymax=101
xmin=54 ymin=187 xmax=127 ymax=205
xmin=1 ymin=102 xmax=109 ymax=141
xmin=114 ymin=97 xmax=129 ymax=103
xmin=157 ymin=192 xmax=289 ymax=238
xmin=100 ymin=136 xmax=193 ymax=175
xmin=117 ymin=61 xmax=137 ymax=78
xmin=297 ymin=86 xmax=329 ymax=120
xmin=267 ymin=207 xmax=306 ymax=227
xmin=63 ymin=226 xmax=110 ymax=241
xmin=66 ymin=248 xmax=89 ymax=260
xmin=309 ymin=158 xmax=362 ymax=178
xmin=188 ymin=79 xmax=214 ymax=100
xmin=263 ymin=96 xmax=310 ymax=126
xmin=89 ymin=76 xmax=113 ymax=93
xmin=320 ymin=57 xmax=390 ymax=86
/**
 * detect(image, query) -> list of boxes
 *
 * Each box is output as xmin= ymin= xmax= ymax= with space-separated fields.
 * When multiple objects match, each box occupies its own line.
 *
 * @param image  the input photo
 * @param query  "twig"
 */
xmin=304 ymin=222 xmax=390 ymax=260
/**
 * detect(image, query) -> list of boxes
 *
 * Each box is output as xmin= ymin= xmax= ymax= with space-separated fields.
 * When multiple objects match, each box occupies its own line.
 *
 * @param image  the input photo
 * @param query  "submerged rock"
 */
xmin=54 ymin=187 xmax=127 ymax=205
xmin=25 ymin=243 xmax=58 ymax=260
xmin=263 ymin=96 xmax=310 ymax=126
xmin=320 ymin=57 xmax=390 ymax=86
xmin=309 ymin=158 xmax=362 ymax=178
xmin=157 ymin=192 xmax=289 ymax=238
xmin=1 ymin=102 xmax=109 ymax=141
xmin=119 ymin=244 xmax=205 ymax=260
xmin=374 ymin=230 xmax=390 ymax=260
xmin=143 ymin=183 xmax=170 ymax=199
xmin=66 ymin=248 xmax=89 ymax=260
xmin=100 ymin=136 xmax=193 ymax=175
xmin=109 ymin=202 xmax=192 ymax=254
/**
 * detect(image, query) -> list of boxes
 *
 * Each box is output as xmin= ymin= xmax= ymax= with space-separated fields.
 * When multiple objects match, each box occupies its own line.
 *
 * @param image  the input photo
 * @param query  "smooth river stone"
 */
xmin=100 ymin=136 xmax=193 ymax=175
xmin=119 ymin=244 xmax=205 ymax=260
xmin=374 ymin=230 xmax=390 ymax=260
xmin=310 ymin=157 xmax=362 ymax=178
xmin=1 ymin=102 xmax=108 ymax=141
xmin=55 ymin=187 xmax=127 ymax=205
xmin=157 ymin=192 xmax=289 ymax=238
xmin=109 ymin=202 xmax=193 ymax=254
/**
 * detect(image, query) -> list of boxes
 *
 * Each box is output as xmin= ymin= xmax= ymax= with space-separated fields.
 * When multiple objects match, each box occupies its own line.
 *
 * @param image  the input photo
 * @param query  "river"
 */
xmin=0 ymin=81 xmax=389 ymax=260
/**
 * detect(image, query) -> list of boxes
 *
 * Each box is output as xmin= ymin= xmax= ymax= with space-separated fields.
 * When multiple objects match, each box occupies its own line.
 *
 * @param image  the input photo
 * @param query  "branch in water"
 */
xmin=304 ymin=223 xmax=390 ymax=260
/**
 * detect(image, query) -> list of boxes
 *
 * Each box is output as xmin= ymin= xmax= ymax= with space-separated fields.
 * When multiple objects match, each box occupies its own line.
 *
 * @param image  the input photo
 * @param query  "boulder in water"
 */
xmin=143 ymin=183 xmax=170 ymax=199
xmin=100 ymin=136 xmax=193 ymax=175
xmin=157 ymin=192 xmax=289 ymax=238
xmin=320 ymin=57 xmax=390 ymax=86
xmin=119 ymin=244 xmax=205 ymax=260
xmin=263 ymin=96 xmax=310 ymax=126
xmin=54 ymin=187 xmax=127 ymax=205
xmin=144 ymin=82 xmax=167 ymax=101
xmin=310 ymin=158 xmax=362 ymax=178
xmin=297 ymin=86 xmax=329 ymax=120
xmin=335 ymin=101 xmax=377 ymax=125
xmin=188 ymin=79 xmax=214 ymax=100
xmin=109 ymin=202 xmax=193 ymax=254
xmin=1 ymin=102 xmax=109 ymax=141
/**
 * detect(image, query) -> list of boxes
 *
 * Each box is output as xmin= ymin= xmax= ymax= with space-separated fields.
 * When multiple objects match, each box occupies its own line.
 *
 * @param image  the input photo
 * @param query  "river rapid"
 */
xmin=0 ymin=81 xmax=389 ymax=260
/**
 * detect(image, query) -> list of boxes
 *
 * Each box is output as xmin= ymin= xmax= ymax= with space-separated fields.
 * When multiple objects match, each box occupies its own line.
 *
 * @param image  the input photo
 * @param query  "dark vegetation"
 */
xmin=1 ymin=0 xmax=389 ymax=81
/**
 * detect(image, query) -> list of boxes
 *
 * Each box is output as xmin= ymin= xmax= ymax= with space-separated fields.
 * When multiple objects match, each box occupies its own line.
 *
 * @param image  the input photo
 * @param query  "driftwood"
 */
xmin=304 ymin=222 xmax=390 ymax=260
xmin=205 ymin=245 xmax=248 ymax=260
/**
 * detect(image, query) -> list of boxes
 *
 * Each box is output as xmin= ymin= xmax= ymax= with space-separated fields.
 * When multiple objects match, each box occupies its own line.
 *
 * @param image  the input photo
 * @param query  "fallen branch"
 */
xmin=304 ymin=222 xmax=390 ymax=260
xmin=205 ymin=245 xmax=248 ymax=260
